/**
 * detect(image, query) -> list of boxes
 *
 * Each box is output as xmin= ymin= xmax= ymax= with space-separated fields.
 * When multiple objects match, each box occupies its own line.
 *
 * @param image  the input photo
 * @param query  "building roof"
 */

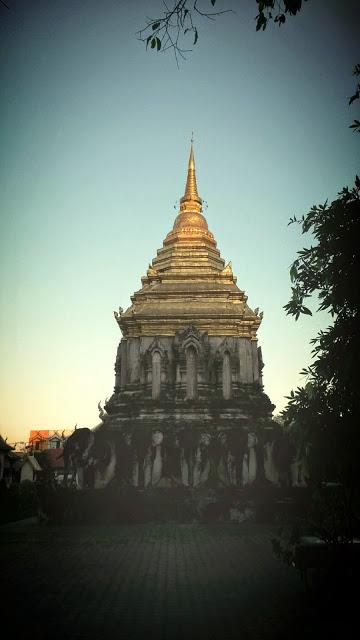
xmin=44 ymin=448 xmax=65 ymax=470
xmin=15 ymin=454 xmax=42 ymax=472
xmin=29 ymin=430 xmax=49 ymax=444
xmin=0 ymin=434 xmax=13 ymax=452
xmin=29 ymin=429 xmax=74 ymax=444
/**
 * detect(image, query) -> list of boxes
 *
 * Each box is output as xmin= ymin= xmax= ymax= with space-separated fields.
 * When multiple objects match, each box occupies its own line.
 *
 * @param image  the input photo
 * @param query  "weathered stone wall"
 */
xmin=115 ymin=333 xmax=261 ymax=393
xmin=64 ymin=325 xmax=288 ymax=491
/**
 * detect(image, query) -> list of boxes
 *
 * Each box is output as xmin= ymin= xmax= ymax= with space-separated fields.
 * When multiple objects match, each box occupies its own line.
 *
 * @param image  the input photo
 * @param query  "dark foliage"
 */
xmin=137 ymin=0 xmax=307 ymax=62
xmin=282 ymin=177 xmax=360 ymax=489
xmin=0 ymin=480 xmax=39 ymax=524
xmin=271 ymin=483 xmax=360 ymax=574
xmin=36 ymin=481 xmax=309 ymax=526
xmin=349 ymin=64 xmax=360 ymax=133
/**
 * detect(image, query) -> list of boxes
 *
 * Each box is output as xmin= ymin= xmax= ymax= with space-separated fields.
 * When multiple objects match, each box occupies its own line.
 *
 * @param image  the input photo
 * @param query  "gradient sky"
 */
xmin=0 ymin=0 xmax=359 ymax=444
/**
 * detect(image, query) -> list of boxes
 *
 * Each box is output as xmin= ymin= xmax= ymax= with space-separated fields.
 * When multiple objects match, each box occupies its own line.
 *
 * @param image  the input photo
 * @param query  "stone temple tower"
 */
xmin=90 ymin=143 xmax=276 ymax=490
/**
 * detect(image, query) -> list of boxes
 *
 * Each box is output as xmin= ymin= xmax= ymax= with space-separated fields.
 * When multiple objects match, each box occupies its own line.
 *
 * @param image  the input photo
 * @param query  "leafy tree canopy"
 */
xmin=282 ymin=177 xmax=360 ymax=488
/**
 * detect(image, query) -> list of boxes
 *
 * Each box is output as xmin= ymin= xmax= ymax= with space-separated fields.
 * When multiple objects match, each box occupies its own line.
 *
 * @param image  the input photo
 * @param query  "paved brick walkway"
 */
xmin=0 ymin=521 xmax=355 ymax=639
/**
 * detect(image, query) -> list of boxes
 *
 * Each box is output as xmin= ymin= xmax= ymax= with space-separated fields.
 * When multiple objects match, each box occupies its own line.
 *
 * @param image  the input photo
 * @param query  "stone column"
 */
xmin=181 ymin=450 xmax=189 ymax=486
xmin=238 ymin=338 xmax=253 ymax=383
xmin=238 ymin=339 xmax=247 ymax=383
xmin=222 ymin=352 xmax=232 ymax=399
xmin=151 ymin=431 xmax=163 ymax=485
xmin=152 ymin=352 xmax=161 ymax=399
xmin=241 ymin=433 xmax=257 ymax=485
xmin=264 ymin=441 xmax=279 ymax=484
xmin=248 ymin=432 xmax=257 ymax=483
xmin=242 ymin=453 xmax=249 ymax=485
xmin=128 ymin=338 xmax=140 ymax=383
xmin=251 ymin=340 xmax=259 ymax=383
xmin=197 ymin=433 xmax=211 ymax=485
xmin=244 ymin=340 xmax=254 ymax=383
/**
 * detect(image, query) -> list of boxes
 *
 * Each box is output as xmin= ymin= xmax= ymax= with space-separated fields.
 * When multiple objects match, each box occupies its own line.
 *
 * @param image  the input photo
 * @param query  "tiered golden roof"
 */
xmin=119 ymin=143 xmax=261 ymax=339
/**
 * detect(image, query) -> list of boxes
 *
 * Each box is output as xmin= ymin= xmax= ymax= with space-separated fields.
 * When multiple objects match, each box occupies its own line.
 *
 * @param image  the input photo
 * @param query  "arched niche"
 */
xmin=215 ymin=338 xmax=236 ymax=395
xmin=143 ymin=338 xmax=168 ymax=398
xmin=186 ymin=345 xmax=198 ymax=399
xmin=222 ymin=351 xmax=232 ymax=399
xmin=152 ymin=350 xmax=161 ymax=399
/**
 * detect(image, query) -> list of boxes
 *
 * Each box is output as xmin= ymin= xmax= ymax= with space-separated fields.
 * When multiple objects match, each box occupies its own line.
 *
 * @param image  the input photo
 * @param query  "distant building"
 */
xmin=15 ymin=455 xmax=42 ymax=483
xmin=41 ymin=448 xmax=65 ymax=484
xmin=28 ymin=429 xmax=74 ymax=452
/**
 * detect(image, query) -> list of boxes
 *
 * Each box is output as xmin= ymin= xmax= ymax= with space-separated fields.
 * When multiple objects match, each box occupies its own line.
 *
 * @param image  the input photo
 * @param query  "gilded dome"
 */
xmin=173 ymin=211 xmax=209 ymax=232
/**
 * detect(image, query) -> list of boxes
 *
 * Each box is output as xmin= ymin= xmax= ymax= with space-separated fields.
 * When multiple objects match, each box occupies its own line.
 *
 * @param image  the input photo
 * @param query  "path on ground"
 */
xmin=0 ymin=521 xmax=354 ymax=639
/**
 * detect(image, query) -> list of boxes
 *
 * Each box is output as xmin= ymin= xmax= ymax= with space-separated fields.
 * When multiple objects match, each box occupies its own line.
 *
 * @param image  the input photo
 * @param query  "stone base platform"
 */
xmin=37 ymin=484 xmax=308 ymax=525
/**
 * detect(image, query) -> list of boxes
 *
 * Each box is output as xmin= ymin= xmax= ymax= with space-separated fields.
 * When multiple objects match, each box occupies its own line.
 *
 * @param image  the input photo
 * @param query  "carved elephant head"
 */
xmin=62 ymin=428 xmax=95 ymax=488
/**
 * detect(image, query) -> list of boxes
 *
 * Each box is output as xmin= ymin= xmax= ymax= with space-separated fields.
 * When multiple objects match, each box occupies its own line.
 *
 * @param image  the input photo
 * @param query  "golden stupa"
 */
xmin=119 ymin=143 xmax=261 ymax=340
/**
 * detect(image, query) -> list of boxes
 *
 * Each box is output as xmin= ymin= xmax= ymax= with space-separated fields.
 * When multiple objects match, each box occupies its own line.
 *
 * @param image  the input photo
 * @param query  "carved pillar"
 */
xmin=222 ymin=351 xmax=232 ymax=399
xmin=248 ymin=433 xmax=257 ymax=483
xmin=133 ymin=431 xmax=150 ymax=488
xmin=152 ymin=351 xmax=161 ymax=399
xmin=179 ymin=430 xmax=198 ymax=486
xmin=228 ymin=429 xmax=248 ymax=486
xmin=186 ymin=346 xmax=198 ymax=399
xmin=238 ymin=339 xmax=245 ymax=383
xmin=75 ymin=467 xmax=85 ymax=490
xmin=243 ymin=432 xmax=257 ymax=485
xmin=251 ymin=340 xmax=260 ymax=383
xmin=162 ymin=433 xmax=181 ymax=483
xmin=244 ymin=340 xmax=254 ymax=383
xmin=116 ymin=433 xmax=134 ymax=485
xmin=196 ymin=432 xmax=211 ymax=486
xmin=128 ymin=338 xmax=140 ymax=383
xmin=181 ymin=448 xmax=189 ymax=486
xmin=144 ymin=448 xmax=152 ymax=487
xmin=151 ymin=430 xmax=163 ymax=485
xmin=218 ymin=432 xmax=231 ymax=486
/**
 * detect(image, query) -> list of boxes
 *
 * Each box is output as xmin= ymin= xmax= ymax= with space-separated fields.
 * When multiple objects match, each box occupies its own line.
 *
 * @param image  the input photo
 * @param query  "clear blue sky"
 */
xmin=0 ymin=0 xmax=359 ymax=444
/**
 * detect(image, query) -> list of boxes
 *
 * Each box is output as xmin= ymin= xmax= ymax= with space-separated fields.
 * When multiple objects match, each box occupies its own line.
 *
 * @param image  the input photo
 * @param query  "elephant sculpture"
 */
xmin=62 ymin=428 xmax=95 ymax=488
xmin=62 ymin=427 xmax=116 ymax=489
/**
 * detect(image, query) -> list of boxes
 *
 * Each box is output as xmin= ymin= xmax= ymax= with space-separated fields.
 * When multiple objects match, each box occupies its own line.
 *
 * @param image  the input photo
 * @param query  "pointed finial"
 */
xmin=180 ymin=137 xmax=202 ymax=212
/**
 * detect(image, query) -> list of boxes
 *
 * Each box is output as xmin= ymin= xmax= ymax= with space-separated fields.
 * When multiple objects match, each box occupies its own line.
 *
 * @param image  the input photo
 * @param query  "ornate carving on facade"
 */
xmin=98 ymin=401 xmax=107 ymax=421
xmin=113 ymin=307 xmax=123 ymax=327
xmin=62 ymin=424 xmax=298 ymax=491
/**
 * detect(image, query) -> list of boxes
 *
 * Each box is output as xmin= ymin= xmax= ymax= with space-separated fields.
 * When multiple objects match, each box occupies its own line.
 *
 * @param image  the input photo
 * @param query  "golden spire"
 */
xmin=180 ymin=137 xmax=202 ymax=212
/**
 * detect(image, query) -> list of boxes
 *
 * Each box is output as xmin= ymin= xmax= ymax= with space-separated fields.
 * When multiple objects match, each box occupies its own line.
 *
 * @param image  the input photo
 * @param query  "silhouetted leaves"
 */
xmin=282 ymin=178 xmax=360 ymax=488
xmin=137 ymin=1 xmax=308 ymax=61
xmin=350 ymin=119 xmax=360 ymax=133
xmin=349 ymin=64 xmax=360 ymax=132
xmin=255 ymin=0 xmax=306 ymax=32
